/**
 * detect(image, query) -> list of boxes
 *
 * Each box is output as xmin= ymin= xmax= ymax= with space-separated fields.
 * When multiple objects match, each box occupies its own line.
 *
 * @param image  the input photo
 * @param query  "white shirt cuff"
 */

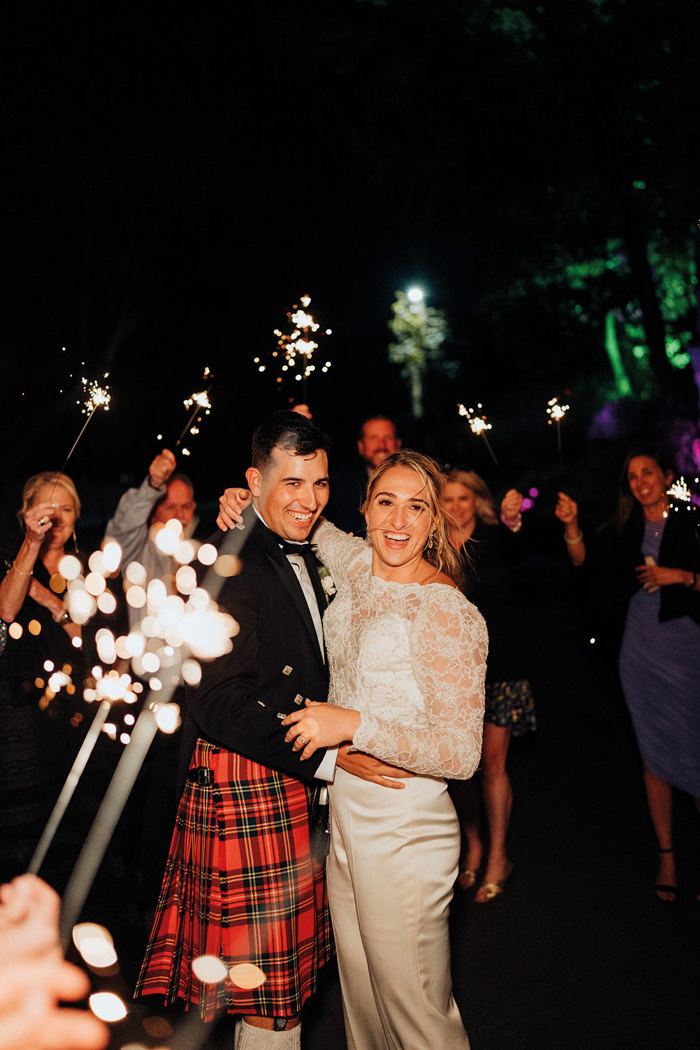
xmin=314 ymin=747 xmax=338 ymax=782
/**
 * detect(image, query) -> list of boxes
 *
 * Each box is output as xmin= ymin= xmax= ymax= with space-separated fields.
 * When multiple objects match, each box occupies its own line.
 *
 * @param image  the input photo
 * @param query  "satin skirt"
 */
xmin=327 ymin=767 xmax=470 ymax=1050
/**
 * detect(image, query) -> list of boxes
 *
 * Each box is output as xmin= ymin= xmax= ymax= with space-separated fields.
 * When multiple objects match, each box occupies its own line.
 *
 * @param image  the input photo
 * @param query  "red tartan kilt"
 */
xmin=134 ymin=738 xmax=333 ymax=1020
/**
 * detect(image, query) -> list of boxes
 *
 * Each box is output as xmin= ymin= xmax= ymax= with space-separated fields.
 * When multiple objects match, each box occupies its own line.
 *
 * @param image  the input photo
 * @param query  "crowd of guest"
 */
xmin=1 ymin=405 xmax=699 ymax=1049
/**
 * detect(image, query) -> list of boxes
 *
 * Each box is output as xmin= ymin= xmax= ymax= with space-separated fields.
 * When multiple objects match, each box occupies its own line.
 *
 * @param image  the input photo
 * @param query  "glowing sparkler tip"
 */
xmin=183 ymin=390 xmax=212 ymax=411
xmin=667 ymin=477 xmax=692 ymax=503
xmin=457 ymin=403 xmax=492 ymax=434
xmin=81 ymin=378 xmax=112 ymax=414
xmin=546 ymin=396 xmax=570 ymax=423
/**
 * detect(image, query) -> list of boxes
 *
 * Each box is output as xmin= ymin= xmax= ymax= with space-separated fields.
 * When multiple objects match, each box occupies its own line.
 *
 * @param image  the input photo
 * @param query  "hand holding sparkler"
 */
xmin=555 ymin=492 xmax=586 ymax=567
xmin=22 ymin=502 xmax=56 ymax=545
xmin=500 ymin=489 xmax=523 ymax=530
xmin=148 ymin=448 xmax=177 ymax=489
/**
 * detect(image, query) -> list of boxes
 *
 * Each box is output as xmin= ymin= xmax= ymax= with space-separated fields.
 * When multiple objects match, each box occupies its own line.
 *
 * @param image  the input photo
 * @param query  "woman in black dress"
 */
xmin=0 ymin=472 xmax=87 ymax=880
xmin=443 ymin=470 xmax=536 ymax=901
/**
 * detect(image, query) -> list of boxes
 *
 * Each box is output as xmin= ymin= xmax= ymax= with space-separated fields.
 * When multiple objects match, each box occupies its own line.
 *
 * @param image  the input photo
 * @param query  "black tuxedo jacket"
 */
xmin=181 ymin=505 xmax=331 ymax=784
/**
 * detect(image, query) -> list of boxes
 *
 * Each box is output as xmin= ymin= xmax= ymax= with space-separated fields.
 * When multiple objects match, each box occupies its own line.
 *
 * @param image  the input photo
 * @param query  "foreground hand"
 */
xmin=636 ymin=564 xmax=690 ymax=591
xmin=555 ymin=491 xmax=578 ymax=526
xmin=0 ymin=958 xmax=108 ymax=1050
xmin=500 ymin=488 xmax=523 ymax=524
xmin=0 ymin=876 xmax=108 ymax=1050
xmin=217 ymin=487 xmax=252 ymax=531
xmin=336 ymin=744 xmax=414 ymax=789
xmin=283 ymin=700 xmax=361 ymax=759
xmin=148 ymin=448 xmax=176 ymax=489
xmin=0 ymin=875 xmax=60 ymax=963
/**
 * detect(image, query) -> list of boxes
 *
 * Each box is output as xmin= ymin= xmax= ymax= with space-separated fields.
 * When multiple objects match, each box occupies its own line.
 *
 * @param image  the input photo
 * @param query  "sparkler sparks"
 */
xmin=546 ymin=396 xmax=570 ymax=424
xmin=46 ymin=374 xmax=112 ymax=503
xmin=546 ymin=396 xmax=570 ymax=477
xmin=175 ymin=367 xmax=213 ymax=450
xmin=58 ymin=518 xmax=251 ymax=947
xmin=457 ymin=403 xmax=499 ymax=466
xmin=458 ymin=403 xmax=492 ymax=436
xmin=80 ymin=377 xmax=112 ymax=415
xmin=667 ymin=477 xmax=692 ymax=503
xmin=258 ymin=295 xmax=332 ymax=394
xmin=667 ymin=476 xmax=700 ymax=521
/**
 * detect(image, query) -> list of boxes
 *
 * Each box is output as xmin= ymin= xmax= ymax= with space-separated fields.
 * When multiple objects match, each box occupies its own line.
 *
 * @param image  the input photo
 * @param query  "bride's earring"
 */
xmin=427 ymin=532 xmax=435 ymax=550
xmin=73 ymin=528 xmax=79 ymax=553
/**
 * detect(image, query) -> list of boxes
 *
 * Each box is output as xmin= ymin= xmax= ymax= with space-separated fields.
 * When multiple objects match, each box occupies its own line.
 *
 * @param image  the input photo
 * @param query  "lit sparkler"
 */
xmin=667 ymin=477 xmax=692 ymax=503
xmin=257 ymin=295 xmax=332 ymax=399
xmin=174 ymin=367 xmax=213 ymax=451
xmin=58 ymin=515 xmax=251 ymax=945
xmin=46 ymin=374 xmax=111 ymax=504
xmin=667 ymin=476 xmax=700 ymax=522
xmin=458 ymin=403 xmax=499 ymax=466
xmin=546 ymin=396 xmax=570 ymax=476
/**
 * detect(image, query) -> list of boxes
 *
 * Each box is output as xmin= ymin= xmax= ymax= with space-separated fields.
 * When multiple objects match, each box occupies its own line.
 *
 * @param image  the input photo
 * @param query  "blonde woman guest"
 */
xmin=0 ymin=473 xmax=85 ymax=879
xmin=442 ymin=470 xmax=536 ymax=902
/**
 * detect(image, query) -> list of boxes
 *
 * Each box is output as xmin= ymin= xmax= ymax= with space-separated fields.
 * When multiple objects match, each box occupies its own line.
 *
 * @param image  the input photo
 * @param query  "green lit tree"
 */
xmin=387 ymin=289 xmax=451 ymax=419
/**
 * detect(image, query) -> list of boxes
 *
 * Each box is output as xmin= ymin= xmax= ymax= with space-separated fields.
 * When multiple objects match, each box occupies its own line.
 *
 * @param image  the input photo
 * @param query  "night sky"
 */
xmin=2 ymin=1 xmax=700 ymax=538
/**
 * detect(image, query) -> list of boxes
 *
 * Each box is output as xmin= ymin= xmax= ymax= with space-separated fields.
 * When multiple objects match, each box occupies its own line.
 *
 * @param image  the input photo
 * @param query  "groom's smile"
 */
xmin=247 ymin=445 xmax=330 ymax=542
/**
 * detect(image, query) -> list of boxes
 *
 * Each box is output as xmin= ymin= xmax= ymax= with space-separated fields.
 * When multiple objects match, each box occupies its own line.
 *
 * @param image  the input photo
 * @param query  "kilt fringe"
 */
xmin=134 ymin=739 xmax=334 ymax=1020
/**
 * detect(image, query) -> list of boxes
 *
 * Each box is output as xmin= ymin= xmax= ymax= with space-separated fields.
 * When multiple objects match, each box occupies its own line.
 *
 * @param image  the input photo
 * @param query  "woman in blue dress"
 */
xmin=557 ymin=449 xmax=700 ymax=902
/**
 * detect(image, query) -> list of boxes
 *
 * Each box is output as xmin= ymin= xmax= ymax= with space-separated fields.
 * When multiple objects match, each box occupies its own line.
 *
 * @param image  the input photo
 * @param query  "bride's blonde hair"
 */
xmin=361 ymin=449 xmax=461 ymax=582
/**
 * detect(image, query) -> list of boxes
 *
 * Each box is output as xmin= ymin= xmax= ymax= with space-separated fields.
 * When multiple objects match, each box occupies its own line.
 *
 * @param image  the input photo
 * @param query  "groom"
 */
xmin=137 ymin=412 xmax=407 ymax=1050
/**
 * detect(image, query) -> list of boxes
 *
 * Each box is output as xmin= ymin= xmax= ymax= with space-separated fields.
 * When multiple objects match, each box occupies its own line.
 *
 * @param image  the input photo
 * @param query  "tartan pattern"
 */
xmin=134 ymin=738 xmax=334 ymax=1020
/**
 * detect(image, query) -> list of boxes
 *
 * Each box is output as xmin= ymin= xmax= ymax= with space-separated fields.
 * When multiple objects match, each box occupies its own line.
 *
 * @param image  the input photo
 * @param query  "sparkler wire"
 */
xmin=174 ymin=382 xmax=213 ymax=449
xmin=58 ymin=512 xmax=252 ymax=947
xmin=27 ymin=699 xmax=113 ymax=876
xmin=48 ymin=381 xmax=111 ymax=502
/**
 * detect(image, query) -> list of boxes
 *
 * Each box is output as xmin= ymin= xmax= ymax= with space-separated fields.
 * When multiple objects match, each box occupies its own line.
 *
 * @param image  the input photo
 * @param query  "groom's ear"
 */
xmin=246 ymin=466 xmax=262 ymax=496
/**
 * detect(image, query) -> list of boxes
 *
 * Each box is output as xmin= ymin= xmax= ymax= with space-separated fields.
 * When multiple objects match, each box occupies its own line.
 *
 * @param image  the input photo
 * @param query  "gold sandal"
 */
xmin=456 ymin=867 xmax=478 ymax=891
xmin=475 ymin=862 xmax=514 ymax=903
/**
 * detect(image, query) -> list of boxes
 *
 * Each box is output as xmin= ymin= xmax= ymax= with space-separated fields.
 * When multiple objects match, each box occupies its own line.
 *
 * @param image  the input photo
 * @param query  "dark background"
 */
xmin=2 ymin=0 xmax=700 ymax=542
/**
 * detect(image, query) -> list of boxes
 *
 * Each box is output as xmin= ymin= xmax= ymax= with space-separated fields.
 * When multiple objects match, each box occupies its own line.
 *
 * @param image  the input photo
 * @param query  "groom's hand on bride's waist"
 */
xmin=336 ymin=745 xmax=415 ymax=789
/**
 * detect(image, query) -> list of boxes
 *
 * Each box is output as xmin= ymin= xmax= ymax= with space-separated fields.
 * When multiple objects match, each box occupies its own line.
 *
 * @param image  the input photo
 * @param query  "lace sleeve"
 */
xmin=353 ymin=587 xmax=487 ymax=779
xmin=312 ymin=519 xmax=368 ymax=587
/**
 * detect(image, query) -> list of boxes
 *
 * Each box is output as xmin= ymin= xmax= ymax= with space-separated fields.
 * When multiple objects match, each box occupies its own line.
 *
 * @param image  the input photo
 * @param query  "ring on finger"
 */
xmin=297 ymin=735 xmax=308 ymax=746
xmin=38 ymin=517 xmax=49 ymax=526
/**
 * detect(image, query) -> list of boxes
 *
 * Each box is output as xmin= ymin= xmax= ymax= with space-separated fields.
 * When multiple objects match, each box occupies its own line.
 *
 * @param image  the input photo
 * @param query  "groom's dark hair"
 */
xmin=252 ymin=411 xmax=332 ymax=473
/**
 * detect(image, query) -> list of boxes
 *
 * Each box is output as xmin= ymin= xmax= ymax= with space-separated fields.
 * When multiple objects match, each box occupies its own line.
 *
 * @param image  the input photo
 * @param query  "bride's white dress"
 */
xmin=314 ymin=522 xmax=487 ymax=1050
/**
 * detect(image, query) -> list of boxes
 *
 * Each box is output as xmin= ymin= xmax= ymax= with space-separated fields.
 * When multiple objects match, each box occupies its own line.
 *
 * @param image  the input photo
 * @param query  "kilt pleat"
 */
xmin=134 ymin=738 xmax=334 ymax=1020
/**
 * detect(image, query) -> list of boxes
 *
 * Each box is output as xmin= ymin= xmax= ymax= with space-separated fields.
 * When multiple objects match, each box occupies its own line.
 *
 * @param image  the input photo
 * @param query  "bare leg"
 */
xmin=449 ymin=778 xmax=483 ymax=877
xmin=475 ymin=725 xmax=512 ymax=900
xmin=642 ymin=766 xmax=676 ymax=901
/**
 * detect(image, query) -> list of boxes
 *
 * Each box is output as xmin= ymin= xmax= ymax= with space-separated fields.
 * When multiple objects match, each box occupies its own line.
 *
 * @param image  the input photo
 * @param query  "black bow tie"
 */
xmin=278 ymin=539 xmax=312 ymax=555
xmin=277 ymin=539 xmax=327 ymax=611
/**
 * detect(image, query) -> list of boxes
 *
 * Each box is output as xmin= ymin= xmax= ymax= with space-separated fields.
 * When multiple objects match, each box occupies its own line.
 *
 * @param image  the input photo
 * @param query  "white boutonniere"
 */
xmin=317 ymin=565 xmax=337 ymax=604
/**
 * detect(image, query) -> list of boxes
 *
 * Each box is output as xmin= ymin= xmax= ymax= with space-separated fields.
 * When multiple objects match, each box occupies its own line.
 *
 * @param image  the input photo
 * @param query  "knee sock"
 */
xmin=237 ymin=1020 xmax=301 ymax=1049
